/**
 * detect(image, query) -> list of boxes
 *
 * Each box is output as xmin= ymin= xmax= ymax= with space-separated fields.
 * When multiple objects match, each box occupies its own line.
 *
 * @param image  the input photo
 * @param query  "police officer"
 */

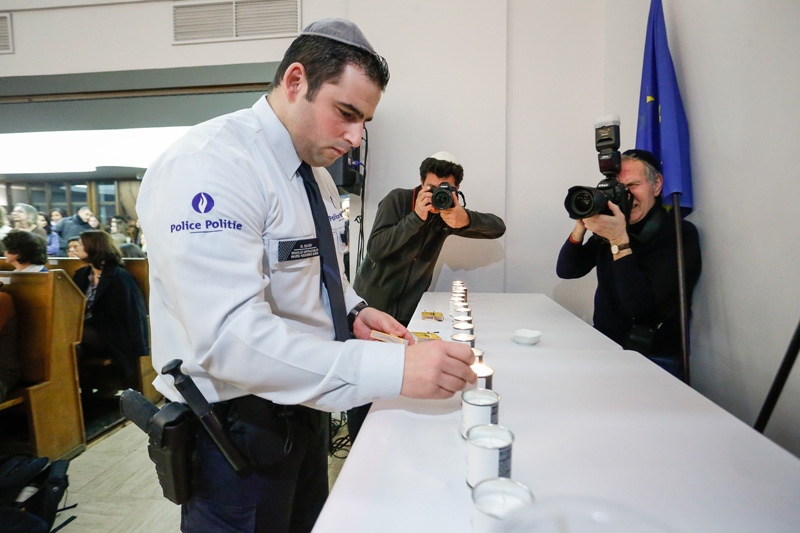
xmin=137 ymin=18 xmax=476 ymax=533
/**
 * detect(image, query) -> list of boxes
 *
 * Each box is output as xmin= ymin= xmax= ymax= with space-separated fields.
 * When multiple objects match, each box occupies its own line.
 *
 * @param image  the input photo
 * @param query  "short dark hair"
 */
xmin=77 ymin=206 xmax=92 ymax=214
xmin=120 ymin=243 xmax=146 ymax=258
xmin=2 ymin=230 xmax=47 ymax=265
xmin=419 ymin=157 xmax=465 ymax=186
xmin=271 ymin=35 xmax=390 ymax=101
xmin=79 ymin=230 xmax=122 ymax=269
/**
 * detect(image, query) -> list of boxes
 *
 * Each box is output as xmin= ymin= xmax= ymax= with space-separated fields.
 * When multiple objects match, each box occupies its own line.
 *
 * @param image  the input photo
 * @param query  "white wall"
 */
xmin=2 ymin=0 xmax=800 ymax=456
xmin=351 ymin=0 xmax=507 ymax=292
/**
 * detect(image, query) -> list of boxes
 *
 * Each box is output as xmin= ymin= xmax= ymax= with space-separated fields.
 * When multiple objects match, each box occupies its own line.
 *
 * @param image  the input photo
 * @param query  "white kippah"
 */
xmin=428 ymin=151 xmax=460 ymax=165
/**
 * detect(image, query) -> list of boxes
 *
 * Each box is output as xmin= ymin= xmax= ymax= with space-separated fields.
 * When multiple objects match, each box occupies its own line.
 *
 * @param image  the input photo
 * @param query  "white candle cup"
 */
xmin=471 ymin=347 xmax=484 ymax=364
xmin=452 ymin=287 xmax=468 ymax=298
xmin=450 ymin=297 xmax=467 ymax=315
xmin=454 ymin=306 xmax=472 ymax=317
xmin=470 ymin=362 xmax=493 ymax=390
xmin=452 ymin=332 xmax=476 ymax=348
xmin=453 ymin=321 xmax=475 ymax=334
xmin=462 ymin=388 xmax=499 ymax=439
xmin=466 ymin=424 xmax=514 ymax=488
xmin=471 ymin=478 xmax=535 ymax=533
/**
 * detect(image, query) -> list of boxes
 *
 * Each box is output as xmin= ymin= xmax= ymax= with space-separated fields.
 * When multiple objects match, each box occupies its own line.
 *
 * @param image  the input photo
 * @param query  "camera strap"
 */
xmin=630 ymin=203 xmax=667 ymax=244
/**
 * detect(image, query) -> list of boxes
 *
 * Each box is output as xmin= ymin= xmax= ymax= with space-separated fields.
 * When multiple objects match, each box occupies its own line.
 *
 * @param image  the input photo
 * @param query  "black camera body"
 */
xmin=430 ymin=182 xmax=457 ymax=210
xmin=564 ymin=116 xmax=632 ymax=220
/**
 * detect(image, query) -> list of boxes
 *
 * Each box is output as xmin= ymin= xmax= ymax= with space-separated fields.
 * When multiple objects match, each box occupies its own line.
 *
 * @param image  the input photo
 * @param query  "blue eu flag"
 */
xmin=636 ymin=0 xmax=693 ymax=214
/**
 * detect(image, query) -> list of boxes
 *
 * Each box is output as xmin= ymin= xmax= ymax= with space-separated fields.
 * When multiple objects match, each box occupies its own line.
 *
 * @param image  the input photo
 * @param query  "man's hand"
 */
xmin=581 ymin=201 xmax=628 ymax=244
xmin=570 ymin=219 xmax=587 ymax=243
xmin=400 ymin=341 xmax=477 ymax=399
xmin=414 ymin=185 xmax=435 ymax=221
xmin=353 ymin=307 xmax=414 ymax=344
xmin=439 ymin=192 xmax=470 ymax=228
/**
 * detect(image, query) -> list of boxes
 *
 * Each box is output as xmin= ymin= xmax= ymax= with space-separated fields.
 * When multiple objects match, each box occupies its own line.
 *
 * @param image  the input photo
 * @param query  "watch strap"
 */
xmin=347 ymin=301 xmax=368 ymax=335
xmin=611 ymin=242 xmax=632 ymax=255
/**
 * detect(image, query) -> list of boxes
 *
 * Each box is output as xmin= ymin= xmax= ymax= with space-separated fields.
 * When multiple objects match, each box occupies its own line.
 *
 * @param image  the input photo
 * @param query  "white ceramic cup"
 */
xmin=466 ymin=424 xmax=514 ymax=488
xmin=471 ymin=478 xmax=535 ymax=533
xmin=462 ymin=388 xmax=500 ymax=439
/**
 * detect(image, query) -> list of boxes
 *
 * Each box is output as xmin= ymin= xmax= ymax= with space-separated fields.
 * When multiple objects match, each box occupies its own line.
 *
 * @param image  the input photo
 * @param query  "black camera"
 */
xmin=430 ymin=182 xmax=457 ymax=210
xmin=564 ymin=116 xmax=632 ymax=220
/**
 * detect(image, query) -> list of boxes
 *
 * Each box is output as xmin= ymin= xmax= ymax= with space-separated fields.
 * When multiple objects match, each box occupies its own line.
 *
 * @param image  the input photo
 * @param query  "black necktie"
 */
xmin=298 ymin=162 xmax=350 ymax=341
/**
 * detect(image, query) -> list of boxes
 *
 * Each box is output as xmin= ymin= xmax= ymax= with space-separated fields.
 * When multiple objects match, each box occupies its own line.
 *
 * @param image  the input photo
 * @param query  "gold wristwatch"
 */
xmin=610 ymin=242 xmax=632 ymax=255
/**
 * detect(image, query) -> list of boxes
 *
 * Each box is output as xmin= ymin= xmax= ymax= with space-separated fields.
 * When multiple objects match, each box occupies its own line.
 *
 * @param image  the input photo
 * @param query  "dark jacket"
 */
xmin=53 ymin=214 xmax=91 ymax=255
xmin=556 ymin=203 xmax=702 ymax=360
xmin=73 ymin=263 xmax=149 ymax=377
xmin=353 ymin=186 xmax=506 ymax=325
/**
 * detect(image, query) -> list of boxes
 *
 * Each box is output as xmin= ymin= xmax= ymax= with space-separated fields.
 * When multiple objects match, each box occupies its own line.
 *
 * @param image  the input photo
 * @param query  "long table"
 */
xmin=313 ymin=293 xmax=800 ymax=532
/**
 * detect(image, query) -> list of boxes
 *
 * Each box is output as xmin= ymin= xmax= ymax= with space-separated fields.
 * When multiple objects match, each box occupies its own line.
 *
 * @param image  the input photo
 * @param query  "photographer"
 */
xmin=556 ymin=149 xmax=701 ymax=377
xmin=350 ymin=151 xmax=505 ymax=437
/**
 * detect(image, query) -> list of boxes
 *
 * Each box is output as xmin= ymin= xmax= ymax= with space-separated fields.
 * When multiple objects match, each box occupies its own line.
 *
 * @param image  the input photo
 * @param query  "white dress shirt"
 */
xmin=137 ymin=96 xmax=404 ymax=412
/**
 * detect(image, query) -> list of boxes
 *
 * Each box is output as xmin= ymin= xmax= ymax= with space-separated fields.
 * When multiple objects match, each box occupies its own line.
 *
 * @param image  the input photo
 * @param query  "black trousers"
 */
xmin=181 ymin=396 xmax=329 ymax=533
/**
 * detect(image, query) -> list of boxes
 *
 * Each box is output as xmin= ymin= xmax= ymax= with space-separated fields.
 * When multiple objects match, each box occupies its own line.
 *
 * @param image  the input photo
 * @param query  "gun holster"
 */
xmin=120 ymin=390 xmax=196 ymax=505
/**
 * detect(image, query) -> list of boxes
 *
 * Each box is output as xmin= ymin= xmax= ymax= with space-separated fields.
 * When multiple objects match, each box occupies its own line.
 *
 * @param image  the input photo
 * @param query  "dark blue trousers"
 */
xmin=181 ymin=398 xmax=329 ymax=533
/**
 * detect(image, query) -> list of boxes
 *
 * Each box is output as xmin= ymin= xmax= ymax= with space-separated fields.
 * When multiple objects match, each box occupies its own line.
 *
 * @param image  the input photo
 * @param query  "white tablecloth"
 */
xmin=313 ymin=293 xmax=800 ymax=532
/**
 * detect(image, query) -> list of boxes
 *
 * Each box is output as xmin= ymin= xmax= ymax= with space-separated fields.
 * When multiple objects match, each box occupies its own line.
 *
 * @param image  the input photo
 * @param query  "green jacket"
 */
xmin=353 ymin=186 xmax=505 ymax=326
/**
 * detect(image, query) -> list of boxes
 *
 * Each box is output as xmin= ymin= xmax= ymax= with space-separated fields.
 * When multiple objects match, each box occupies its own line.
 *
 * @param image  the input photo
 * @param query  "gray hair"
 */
xmin=621 ymin=154 xmax=660 ymax=186
xmin=13 ymin=203 xmax=39 ymax=230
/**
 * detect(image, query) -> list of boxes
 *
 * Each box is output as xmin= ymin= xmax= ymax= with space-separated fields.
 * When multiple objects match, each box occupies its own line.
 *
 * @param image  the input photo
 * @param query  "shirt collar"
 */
xmin=252 ymin=95 xmax=303 ymax=181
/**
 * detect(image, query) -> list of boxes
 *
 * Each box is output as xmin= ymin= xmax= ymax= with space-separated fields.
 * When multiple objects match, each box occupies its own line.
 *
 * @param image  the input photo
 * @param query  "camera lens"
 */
xmin=431 ymin=185 xmax=455 ymax=210
xmin=572 ymin=191 xmax=593 ymax=216
xmin=564 ymin=186 xmax=607 ymax=220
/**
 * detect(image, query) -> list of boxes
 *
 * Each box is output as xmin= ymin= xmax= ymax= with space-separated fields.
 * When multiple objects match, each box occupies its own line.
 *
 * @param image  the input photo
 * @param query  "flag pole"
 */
xmin=754 ymin=317 xmax=800 ymax=432
xmin=672 ymin=192 xmax=690 ymax=384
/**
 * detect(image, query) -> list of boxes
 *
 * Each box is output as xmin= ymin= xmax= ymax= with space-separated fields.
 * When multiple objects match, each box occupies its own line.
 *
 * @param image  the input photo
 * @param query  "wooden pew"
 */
xmin=2 ymin=257 xmax=161 ymax=404
xmin=0 ymin=270 xmax=86 ymax=459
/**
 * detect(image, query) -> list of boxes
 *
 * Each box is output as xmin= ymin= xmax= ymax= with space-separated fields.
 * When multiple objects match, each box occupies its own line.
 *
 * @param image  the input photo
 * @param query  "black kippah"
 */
xmin=622 ymin=149 xmax=661 ymax=173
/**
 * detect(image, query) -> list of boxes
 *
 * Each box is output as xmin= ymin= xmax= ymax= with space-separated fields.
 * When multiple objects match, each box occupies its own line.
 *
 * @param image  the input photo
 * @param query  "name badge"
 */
xmin=278 ymin=238 xmax=320 ymax=262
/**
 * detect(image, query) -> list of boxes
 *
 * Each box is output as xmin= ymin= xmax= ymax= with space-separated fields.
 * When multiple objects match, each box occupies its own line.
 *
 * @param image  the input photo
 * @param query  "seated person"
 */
xmin=66 ymin=237 xmax=81 ymax=258
xmin=556 ymin=149 xmax=701 ymax=378
xmin=350 ymin=151 xmax=506 ymax=439
xmin=120 ymin=242 xmax=146 ymax=258
xmin=38 ymin=211 xmax=60 ymax=256
xmin=72 ymin=230 xmax=149 ymax=378
xmin=11 ymin=203 xmax=47 ymax=239
xmin=2 ymin=230 xmax=49 ymax=272
xmin=0 ymin=282 xmax=21 ymax=403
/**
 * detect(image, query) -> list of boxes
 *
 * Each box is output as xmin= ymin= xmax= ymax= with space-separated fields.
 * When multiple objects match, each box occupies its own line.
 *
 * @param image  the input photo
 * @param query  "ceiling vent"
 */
xmin=0 ymin=13 xmax=13 ymax=54
xmin=173 ymin=0 xmax=299 ymax=44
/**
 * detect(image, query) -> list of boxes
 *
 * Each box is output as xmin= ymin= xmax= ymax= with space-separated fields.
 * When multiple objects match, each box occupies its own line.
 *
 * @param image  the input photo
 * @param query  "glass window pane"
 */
xmin=9 ymin=184 xmax=28 ymax=206
xmin=30 ymin=185 xmax=46 ymax=212
xmin=69 ymin=183 xmax=88 ymax=212
xmin=51 ymin=183 xmax=68 ymax=209
xmin=96 ymin=181 xmax=117 ymax=223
